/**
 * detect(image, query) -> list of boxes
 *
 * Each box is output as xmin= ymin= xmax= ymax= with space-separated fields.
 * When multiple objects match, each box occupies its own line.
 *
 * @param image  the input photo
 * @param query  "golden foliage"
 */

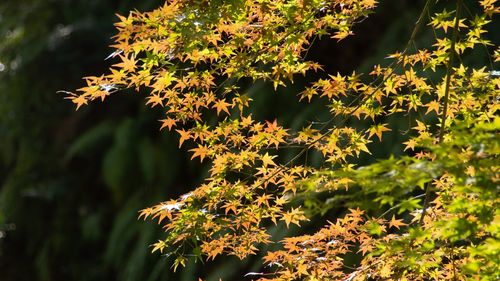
xmin=68 ymin=0 xmax=499 ymax=279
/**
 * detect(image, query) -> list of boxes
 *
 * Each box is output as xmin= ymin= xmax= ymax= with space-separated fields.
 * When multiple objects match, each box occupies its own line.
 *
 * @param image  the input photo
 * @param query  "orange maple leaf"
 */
xmin=189 ymin=145 xmax=210 ymax=162
xmin=424 ymin=100 xmax=440 ymax=115
xmin=146 ymin=94 xmax=164 ymax=107
xmin=212 ymin=99 xmax=232 ymax=115
xmin=67 ymin=95 xmax=88 ymax=110
xmin=389 ymin=215 xmax=407 ymax=229
xmin=176 ymin=129 xmax=191 ymax=148
xmin=159 ymin=118 xmax=177 ymax=130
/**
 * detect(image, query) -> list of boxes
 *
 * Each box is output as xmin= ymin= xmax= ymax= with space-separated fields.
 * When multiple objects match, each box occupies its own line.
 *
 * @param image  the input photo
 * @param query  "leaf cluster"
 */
xmin=69 ymin=0 xmax=499 ymax=280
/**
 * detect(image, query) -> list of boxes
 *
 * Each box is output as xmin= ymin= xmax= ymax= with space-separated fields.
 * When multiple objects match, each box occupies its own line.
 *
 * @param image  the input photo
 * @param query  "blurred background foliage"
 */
xmin=0 ymin=1 xmax=495 ymax=280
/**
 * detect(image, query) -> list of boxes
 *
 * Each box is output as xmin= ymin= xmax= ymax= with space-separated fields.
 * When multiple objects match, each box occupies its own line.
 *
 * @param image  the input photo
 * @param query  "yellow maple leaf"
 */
xmin=403 ymin=139 xmax=417 ymax=151
xmin=261 ymin=153 xmax=276 ymax=167
xmin=151 ymin=240 xmax=166 ymax=253
xmin=412 ymin=120 xmax=427 ymax=132
xmin=368 ymin=123 xmax=391 ymax=141
xmin=424 ymin=100 xmax=440 ymax=115
xmin=282 ymin=208 xmax=307 ymax=227
xmin=113 ymin=55 xmax=137 ymax=72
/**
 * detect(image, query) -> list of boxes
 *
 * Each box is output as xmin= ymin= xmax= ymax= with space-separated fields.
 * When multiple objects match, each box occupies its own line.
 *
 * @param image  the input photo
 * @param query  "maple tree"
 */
xmin=67 ymin=0 xmax=499 ymax=280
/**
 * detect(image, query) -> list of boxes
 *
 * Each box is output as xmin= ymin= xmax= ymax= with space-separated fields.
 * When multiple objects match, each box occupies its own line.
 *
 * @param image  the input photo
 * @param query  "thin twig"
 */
xmin=378 ymin=194 xmax=426 ymax=219
xmin=419 ymin=0 xmax=462 ymax=226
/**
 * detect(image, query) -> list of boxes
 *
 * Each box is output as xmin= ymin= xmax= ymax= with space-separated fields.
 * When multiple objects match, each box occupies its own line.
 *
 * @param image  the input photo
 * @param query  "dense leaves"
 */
xmin=69 ymin=0 xmax=499 ymax=280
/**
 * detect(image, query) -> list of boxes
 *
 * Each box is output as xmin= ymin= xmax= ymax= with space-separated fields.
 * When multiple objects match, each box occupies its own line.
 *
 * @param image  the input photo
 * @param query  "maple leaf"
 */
xmin=113 ymin=55 xmax=137 ymax=72
xmin=275 ymin=195 xmax=289 ymax=206
xmin=403 ymin=139 xmax=417 ymax=151
xmin=189 ymin=145 xmax=210 ymax=162
xmin=138 ymin=208 xmax=152 ymax=220
xmin=108 ymin=68 xmax=127 ymax=84
xmin=299 ymin=87 xmax=317 ymax=102
xmin=255 ymin=194 xmax=273 ymax=207
xmin=337 ymin=177 xmax=354 ymax=190
xmin=260 ymin=153 xmax=276 ymax=167
xmin=212 ymin=99 xmax=232 ymax=115
xmin=67 ymin=95 xmax=88 ymax=110
xmin=367 ymin=123 xmax=391 ymax=141
xmin=465 ymin=165 xmax=476 ymax=177
xmin=379 ymin=262 xmax=392 ymax=278
xmin=349 ymin=208 xmax=365 ymax=218
xmin=332 ymin=30 xmax=352 ymax=41
xmin=282 ymin=208 xmax=307 ymax=227
xmin=151 ymin=240 xmax=166 ymax=253
xmin=412 ymin=120 xmax=427 ymax=132
xmin=363 ymin=0 xmax=378 ymax=7
xmin=233 ymin=94 xmax=252 ymax=111
xmin=152 ymin=71 xmax=176 ymax=92
xmin=383 ymin=77 xmax=399 ymax=95
xmin=389 ymin=215 xmax=407 ymax=229
xmin=240 ymin=115 xmax=253 ymax=127
xmin=146 ymin=94 xmax=164 ymax=107
xmin=265 ymin=119 xmax=279 ymax=132
xmin=222 ymin=201 xmax=240 ymax=215
xmin=424 ymin=100 xmax=440 ymax=115
xmin=354 ymin=140 xmax=372 ymax=156
xmin=296 ymin=125 xmax=318 ymax=143
xmin=176 ymin=129 xmax=191 ymax=148
xmin=358 ymin=240 xmax=374 ymax=255
xmin=296 ymin=263 xmax=308 ymax=276
xmin=159 ymin=117 xmax=177 ymax=130
xmin=156 ymin=210 xmax=172 ymax=224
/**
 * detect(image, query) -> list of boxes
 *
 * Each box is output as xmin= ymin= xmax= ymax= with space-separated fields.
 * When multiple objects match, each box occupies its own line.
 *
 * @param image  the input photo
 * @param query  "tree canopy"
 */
xmin=66 ymin=0 xmax=499 ymax=280
xmin=1 ymin=0 xmax=498 ymax=280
